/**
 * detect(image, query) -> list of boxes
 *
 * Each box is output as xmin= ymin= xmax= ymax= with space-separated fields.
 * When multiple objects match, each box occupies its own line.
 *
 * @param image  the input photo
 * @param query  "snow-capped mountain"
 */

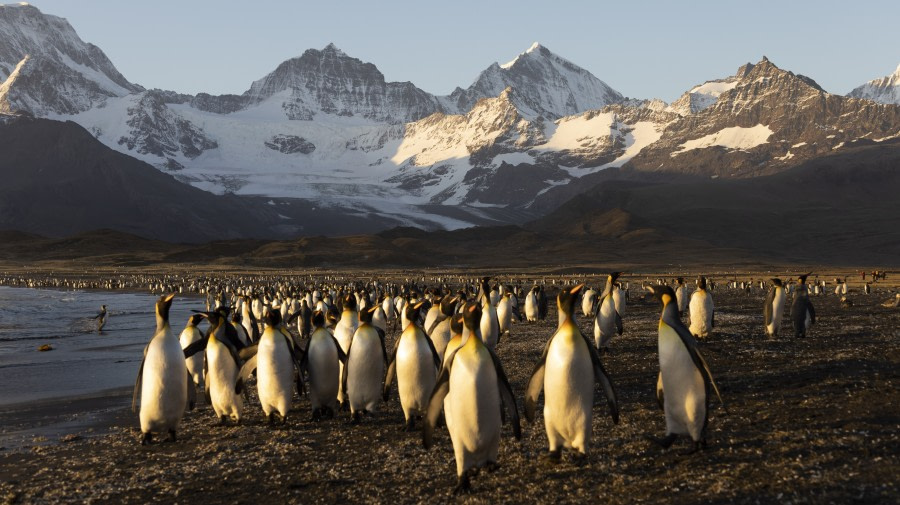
xmin=848 ymin=64 xmax=900 ymax=105
xmin=4 ymin=3 xmax=900 ymax=234
xmin=439 ymin=42 xmax=624 ymax=119
xmin=0 ymin=3 xmax=141 ymax=115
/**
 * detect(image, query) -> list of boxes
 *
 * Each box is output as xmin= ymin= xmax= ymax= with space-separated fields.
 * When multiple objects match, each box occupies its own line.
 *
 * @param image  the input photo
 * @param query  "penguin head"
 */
xmin=648 ymin=285 xmax=676 ymax=307
xmin=771 ymin=278 xmax=783 ymax=287
xmin=450 ymin=313 xmax=464 ymax=336
xmin=154 ymin=293 xmax=175 ymax=329
xmin=609 ymin=272 xmax=621 ymax=284
xmin=312 ymin=310 xmax=326 ymax=328
xmin=264 ymin=307 xmax=282 ymax=327
xmin=188 ymin=313 xmax=204 ymax=327
xmin=342 ymin=293 xmax=357 ymax=312
xmin=676 ymin=277 xmax=685 ymax=286
xmin=440 ymin=295 xmax=460 ymax=316
xmin=461 ymin=302 xmax=483 ymax=340
xmin=557 ymin=284 xmax=584 ymax=316
xmin=797 ymin=273 xmax=812 ymax=284
xmin=359 ymin=306 xmax=376 ymax=324
xmin=696 ymin=276 xmax=708 ymax=290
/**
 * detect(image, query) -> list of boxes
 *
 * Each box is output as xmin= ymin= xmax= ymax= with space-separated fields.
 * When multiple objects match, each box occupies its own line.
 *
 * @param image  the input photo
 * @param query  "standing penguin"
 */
xmin=593 ymin=272 xmax=624 ymax=351
xmin=688 ymin=276 xmax=715 ymax=339
xmin=179 ymin=314 xmax=205 ymax=389
xmin=524 ymin=286 xmax=540 ymax=322
xmin=241 ymin=308 xmax=302 ymax=425
xmin=764 ymin=278 xmax=787 ymax=338
xmin=581 ymin=287 xmax=598 ymax=319
xmin=426 ymin=295 xmax=460 ymax=358
xmin=647 ymin=285 xmax=724 ymax=452
xmin=496 ymin=293 xmax=514 ymax=338
xmin=424 ymin=302 xmax=521 ymax=494
xmin=442 ymin=313 xmax=465 ymax=366
xmin=525 ymin=285 xmax=619 ymax=462
xmin=334 ymin=294 xmax=359 ymax=409
xmin=342 ymin=306 xmax=388 ymax=423
xmin=384 ymin=301 xmax=441 ymax=431
xmin=791 ymin=273 xmax=816 ymax=338
xmin=197 ymin=309 xmax=246 ymax=425
xmin=674 ymin=278 xmax=688 ymax=317
xmin=478 ymin=277 xmax=500 ymax=349
xmin=303 ymin=310 xmax=348 ymax=421
xmin=133 ymin=294 xmax=190 ymax=445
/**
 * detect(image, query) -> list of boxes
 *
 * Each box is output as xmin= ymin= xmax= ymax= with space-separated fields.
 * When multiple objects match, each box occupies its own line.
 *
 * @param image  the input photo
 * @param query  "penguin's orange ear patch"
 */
xmin=570 ymin=284 xmax=584 ymax=294
xmin=467 ymin=305 xmax=477 ymax=313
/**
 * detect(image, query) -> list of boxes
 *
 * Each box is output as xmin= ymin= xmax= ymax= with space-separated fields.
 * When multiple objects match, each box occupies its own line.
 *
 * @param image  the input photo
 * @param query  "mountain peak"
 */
xmin=321 ymin=43 xmax=347 ymax=57
xmin=847 ymin=62 xmax=900 ymax=105
xmin=500 ymin=42 xmax=549 ymax=69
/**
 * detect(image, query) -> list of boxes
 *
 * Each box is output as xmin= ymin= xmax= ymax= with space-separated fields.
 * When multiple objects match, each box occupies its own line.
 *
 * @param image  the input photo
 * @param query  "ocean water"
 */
xmin=0 ymin=286 xmax=203 ymax=407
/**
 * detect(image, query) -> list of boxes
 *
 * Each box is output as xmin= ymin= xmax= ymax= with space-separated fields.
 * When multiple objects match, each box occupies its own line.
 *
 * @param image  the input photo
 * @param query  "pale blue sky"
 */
xmin=23 ymin=0 xmax=900 ymax=102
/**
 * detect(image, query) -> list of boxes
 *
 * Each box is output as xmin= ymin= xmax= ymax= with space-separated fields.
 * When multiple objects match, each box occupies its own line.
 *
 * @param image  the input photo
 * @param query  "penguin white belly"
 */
xmin=525 ymin=295 xmax=538 ymax=322
xmin=543 ymin=331 xmax=594 ymax=453
xmin=396 ymin=331 xmax=436 ymax=420
xmin=689 ymin=292 xmax=713 ymax=338
xmin=767 ymin=289 xmax=786 ymax=336
xmin=612 ymin=289 xmax=626 ymax=317
xmin=140 ymin=332 xmax=187 ymax=433
xmin=497 ymin=300 xmax=511 ymax=334
xmin=180 ymin=327 xmax=204 ymax=387
xmin=346 ymin=331 xmax=384 ymax=413
xmin=307 ymin=332 xmax=339 ymax=411
xmin=431 ymin=319 xmax=452 ymax=358
xmin=206 ymin=341 xmax=242 ymax=421
xmin=334 ymin=315 xmax=358 ymax=402
xmin=372 ymin=308 xmax=387 ymax=333
xmin=658 ymin=325 xmax=706 ymax=441
xmin=447 ymin=346 xmax=501 ymax=476
xmin=595 ymin=297 xmax=617 ymax=348
xmin=480 ymin=305 xmax=500 ymax=349
xmin=423 ymin=308 xmax=441 ymax=336
xmin=581 ymin=291 xmax=596 ymax=317
xmin=257 ymin=332 xmax=293 ymax=418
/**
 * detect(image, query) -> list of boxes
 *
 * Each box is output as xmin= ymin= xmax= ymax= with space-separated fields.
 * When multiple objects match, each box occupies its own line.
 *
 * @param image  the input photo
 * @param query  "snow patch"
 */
xmin=672 ymin=125 xmax=773 ymax=156
xmin=492 ymin=152 xmax=534 ymax=166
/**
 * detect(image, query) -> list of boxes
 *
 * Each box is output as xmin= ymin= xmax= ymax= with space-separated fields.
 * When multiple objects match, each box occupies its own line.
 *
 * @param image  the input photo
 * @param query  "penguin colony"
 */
xmin=121 ymin=271 xmax=860 ymax=493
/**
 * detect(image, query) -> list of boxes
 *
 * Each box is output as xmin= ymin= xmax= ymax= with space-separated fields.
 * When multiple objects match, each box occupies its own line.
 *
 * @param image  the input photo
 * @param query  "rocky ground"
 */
xmin=1 ymin=275 xmax=898 ymax=504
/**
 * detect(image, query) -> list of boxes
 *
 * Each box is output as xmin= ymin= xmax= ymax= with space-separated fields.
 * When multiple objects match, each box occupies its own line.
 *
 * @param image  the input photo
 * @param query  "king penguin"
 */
xmin=426 ymin=294 xmax=459 ymax=359
xmin=198 ymin=309 xmax=246 ymax=425
xmin=442 ymin=313 xmax=465 ymax=366
xmin=384 ymin=300 xmax=441 ymax=431
xmin=647 ymin=285 xmax=724 ymax=451
xmin=525 ymin=284 xmax=619 ymax=462
xmin=303 ymin=310 xmax=347 ymax=420
xmin=179 ymin=314 xmax=205 ymax=389
xmin=791 ymin=273 xmax=816 ymax=338
xmin=334 ymin=294 xmax=359 ymax=409
xmin=423 ymin=302 xmax=521 ymax=494
xmin=524 ymin=286 xmax=539 ymax=322
xmin=674 ymin=278 xmax=688 ymax=317
xmin=764 ymin=278 xmax=787 ymax=338
xmin=688 ymin=276 xmax=715 ymax=339
xmin=342 ymin=306 xmax=389 ymax=423
xmin=478 ymin=277 xmax=500 ymax=349
xmin=241 ymin=308 xmax=303 ymax=425
xmin=593 ymin=272 xmax=624 ymax=351
xmin=133 ymin=294 xmax=190 ymax=445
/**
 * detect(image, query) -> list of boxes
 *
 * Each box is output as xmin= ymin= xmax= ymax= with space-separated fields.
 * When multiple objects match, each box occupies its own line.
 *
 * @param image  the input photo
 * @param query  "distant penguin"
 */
xmin=423 ymin=302 xmax=521 ymax=494
xmin=179 ymin=314 xmax=205 ymax=388
xmin=384 ymin=301 xmax=441 ymax=431
xmin=764 ymin=278 xmax=787 ymax=338
xmin=478 ymin=277 xmax=500 ymax=349
xmin=674 ymin=278 xmax=688 ymax=316
xmin=647 ymin=285 xmax=724 ymax=452
xmin=303 ymin=310 xmax=347 ymax=421
xmin=525 ymin=284 xmax=619 ymax=462
xmin=496 ymin=293 xmax=514 ymax=337
xmin=342 ymin=307 xmax=388 ymax=423
xmin=581 ymin=287 xmax=598 ymax=319
xmin=241 ymin=308 xmax=302 ymax=424
xmin=791 ymin=273 xmax=816 ymax=338
xmin=94 ymin=305 xmax=108 ymax=333
xmin=688 ymin=276 xmax=715 ymax=339
xmin=334 ymin=294 xmax=359 ymax=409
xmin=442 ymin=313 xmax=465 ymax=366
xmin=593 ymin=272 xmax=624 ymax=351
xmin=537 ymin=286 xmax=549 ymax=321
xmin=524 ymin=286 xmax=540 ymax=322
xmin=426 ymin=295 xmax=460 ymax=358
xmin=133 ymin=294 xmax=189 ymax=445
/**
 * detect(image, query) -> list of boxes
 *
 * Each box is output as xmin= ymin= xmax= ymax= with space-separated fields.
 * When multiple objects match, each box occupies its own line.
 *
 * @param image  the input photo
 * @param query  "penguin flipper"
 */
xmin=238 ymin=344 xmax=258 ymax=362
xmin=423 ymin=351 xmax=455 ymax=450
xmin=524 ymin=331 xmax=556 ymax=422
xmin=239 ymin=354 xmax=258 ymax=384
xmin=330 ymin=335 xmax=348 ymax=364
xmin=341 ymin=342 xmax=351 ymax=400
xmin=488 ymin=347 xmax=521 ymax=440
xmin=186 ymin=369 xmax=196 ymax=411
xmin=615 ymin=311 xmax=624 ymax=335
xmin=808 ymin=303 xmax=816 ymax=325
xmin=383 ymin=359 xmax=396 ymax=402
xmin=582 ymin=333 xmax=619 ymax=424
xmin=376 ymin=327 xmax=389 ymax=366
xmin=132 ymin=353 xmax=146 ymax=413
xmin=183 ymin=335 xmax=209 ymax=358
xmin=426 ymin=316 xmax=442 ymax=337
xmin=423 ymin=332 xmax=441 ymax=369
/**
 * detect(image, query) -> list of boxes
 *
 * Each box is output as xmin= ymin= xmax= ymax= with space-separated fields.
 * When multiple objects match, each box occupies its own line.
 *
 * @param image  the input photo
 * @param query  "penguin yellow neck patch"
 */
xmin=661 ymin=294 xmax=672 ymax=306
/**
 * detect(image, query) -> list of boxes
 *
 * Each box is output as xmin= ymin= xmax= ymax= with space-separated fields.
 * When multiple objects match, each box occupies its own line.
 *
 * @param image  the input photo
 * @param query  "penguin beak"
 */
xmin=570 ymin=284 xmax=585 ymax=296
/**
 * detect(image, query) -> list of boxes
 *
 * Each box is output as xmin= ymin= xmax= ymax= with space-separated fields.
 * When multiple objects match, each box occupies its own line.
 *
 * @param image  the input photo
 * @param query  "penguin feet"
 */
xmin=541 ymin=449 xmax=562 ymax=465
xmin=484 ymin=461 xmax=500 ymax=473
xmin=216 ymin=416 xmax=228 ymax=427
xmin=167 ymin=430 xmax=177 ymax=443
xmin=645 ymin=433 xmax=678 ymax=450
xmin=453 ymin=471 xmax=474 ymax=495
xmin=350 ymin=412 xmax=362 ymax=425
xmin=571 ymin=452 xmax=589 ymax=466
xmin=339 ymin=401 xmax=350 ymax=413
xmin=403 ymin=417 xmax=415 ymax=432
xmin=140 ymin=432 xmax=152 ymax=446
xmin=311 ymin=408 xmax=322 ymax=422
